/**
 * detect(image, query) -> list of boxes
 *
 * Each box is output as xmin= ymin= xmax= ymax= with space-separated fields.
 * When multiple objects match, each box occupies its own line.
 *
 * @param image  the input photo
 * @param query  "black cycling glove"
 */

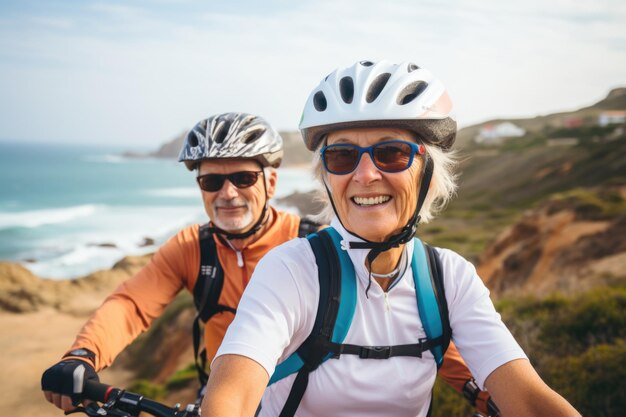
xmin=41 ymin=359 xmax=99 ymax=406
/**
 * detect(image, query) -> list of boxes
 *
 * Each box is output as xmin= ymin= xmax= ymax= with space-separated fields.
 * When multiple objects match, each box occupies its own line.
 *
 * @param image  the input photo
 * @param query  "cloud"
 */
xmin=0 ymin=0 xmax=625 ymax=146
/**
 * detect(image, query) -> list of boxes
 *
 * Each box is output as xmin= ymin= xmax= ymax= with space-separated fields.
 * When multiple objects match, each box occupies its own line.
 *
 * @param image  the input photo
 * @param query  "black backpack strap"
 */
xmin=425 ymin=244 xmax=451 ymax=357
xmin=278 ymin=230 xmax=341 ymax=417
xmin=297 ymin=217 xmax=321 ymax=237
xmin=424 ymin=243 xmax=450 ymax=416
xmin=194 ymin=224 xmax=237 ymax=320
xmin=192 ymin=223 xmax=237 ymax=386
xmin=319 ymin=337 xmax=444 ymax=360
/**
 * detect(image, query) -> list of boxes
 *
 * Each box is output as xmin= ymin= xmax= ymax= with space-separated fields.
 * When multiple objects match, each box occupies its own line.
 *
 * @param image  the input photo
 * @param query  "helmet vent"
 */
xmin=407 ymin=63 xmax=419 ymax=72
xmin=213 ymin=120 xmax=231 ymax=144
xmin=242 ymin=128 xmax=265 ymax=144
xmin=366 ymin=72 xmax=391 ymax=103
xmin=313 ymin=91 xmax=327 ymax=111
xmin=360 ymin=60 xmax=374 ymax=67
xmin=397 ymin=81 xmax=428 ymax=105
xmin=240 ymin=115 xmax=255 ymax=128
xmin=339 ymin=77 xmax=354 ymax=104
xmin=187 ymin=131 xmax=199 ymax=147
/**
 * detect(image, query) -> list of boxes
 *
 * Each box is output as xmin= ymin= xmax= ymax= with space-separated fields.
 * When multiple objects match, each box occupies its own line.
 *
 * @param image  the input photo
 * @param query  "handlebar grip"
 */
xmin=81 ymin=380 xmax=199 ymax=417
xmin=83 ymin=380 xmax=118 ymax=402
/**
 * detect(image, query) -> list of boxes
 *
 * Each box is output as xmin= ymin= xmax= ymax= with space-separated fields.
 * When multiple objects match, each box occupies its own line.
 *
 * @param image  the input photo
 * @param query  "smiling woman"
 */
xmin=202 ymin=60 xmax=582 ymax=417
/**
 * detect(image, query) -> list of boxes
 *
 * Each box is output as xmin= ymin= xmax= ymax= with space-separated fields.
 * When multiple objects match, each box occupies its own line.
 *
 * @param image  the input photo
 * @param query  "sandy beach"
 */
xmin=0 ymin=309 xmax=133 ymax=416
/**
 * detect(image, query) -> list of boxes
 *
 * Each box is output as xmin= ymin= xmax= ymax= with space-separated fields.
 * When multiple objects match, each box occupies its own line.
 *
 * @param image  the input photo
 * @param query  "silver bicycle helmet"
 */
xmin=179 ymin=112 xmax=283 ymax=171
xmin=299 ymin=60 xmax=456 ymax=151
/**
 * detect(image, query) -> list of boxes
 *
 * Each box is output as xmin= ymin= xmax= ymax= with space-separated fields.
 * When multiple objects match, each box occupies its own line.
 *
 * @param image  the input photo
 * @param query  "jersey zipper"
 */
xmin=235 ymin=249 xmax=244 ymax=267
xmin=224 ymin=238 xmax=245 ymax=268
xmin=383 ymin=289 xmax=397 ymax=346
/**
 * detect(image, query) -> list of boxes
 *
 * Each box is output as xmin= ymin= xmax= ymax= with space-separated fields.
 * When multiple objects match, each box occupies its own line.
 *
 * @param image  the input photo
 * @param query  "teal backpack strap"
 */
xmin=411 ymin=238 xmax=451 ymax=368
xmin=269 ymin=227 xmax=356 ymax=386
xmin=272 ymin=227 xmax=357 ymax=417
xmin=325 ymin=227 xmax=357 ymax=343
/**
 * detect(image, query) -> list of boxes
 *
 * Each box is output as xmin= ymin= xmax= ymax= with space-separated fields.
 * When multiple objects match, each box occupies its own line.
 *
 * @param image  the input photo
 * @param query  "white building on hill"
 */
xmin=475 ymin=122 xmax=526 ymax=145
xmin=598 ymin=111 xmax=626 ymax=126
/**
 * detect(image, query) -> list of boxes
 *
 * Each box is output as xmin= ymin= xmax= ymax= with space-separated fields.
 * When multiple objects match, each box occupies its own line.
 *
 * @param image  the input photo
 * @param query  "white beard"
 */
xmin=211 ymin=199 xmax=255 ymax=232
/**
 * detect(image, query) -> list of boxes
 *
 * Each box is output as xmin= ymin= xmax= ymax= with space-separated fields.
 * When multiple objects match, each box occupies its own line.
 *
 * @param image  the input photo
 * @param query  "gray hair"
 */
xmin=263 ymin=166 xmax=276 ymax=188
xmin=310 ymin=142 xmax=458 ymax=224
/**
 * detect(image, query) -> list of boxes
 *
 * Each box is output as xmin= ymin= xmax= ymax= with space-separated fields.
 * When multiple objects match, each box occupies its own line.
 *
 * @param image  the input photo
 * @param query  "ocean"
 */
xmin=0 ymin=141 xmax=316 ymax=279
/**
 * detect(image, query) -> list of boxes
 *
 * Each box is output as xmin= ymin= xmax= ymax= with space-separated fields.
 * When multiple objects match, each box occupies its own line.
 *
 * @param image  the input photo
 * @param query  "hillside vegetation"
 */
xmin=429 ymin=89 xmax=626 ymax=416
xmin=433 ymin=284 xmax=626 ymax=417
xmin=420 ymin=108 xmax=626 ymax=268
xmin=453 ymin=87 xmax=626 ymax=149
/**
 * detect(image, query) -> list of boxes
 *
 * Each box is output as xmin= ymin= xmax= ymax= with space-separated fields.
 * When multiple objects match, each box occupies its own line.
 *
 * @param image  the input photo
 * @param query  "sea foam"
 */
xmin=19 ymin=204 xmax=206 ymax=278
xmin=81 ymin=154 xmax=128 ymax=164
xmin=0 ymin=205 xmax=99 ymax=230
xmin=144 ymin=187 xmax=199 ymax=198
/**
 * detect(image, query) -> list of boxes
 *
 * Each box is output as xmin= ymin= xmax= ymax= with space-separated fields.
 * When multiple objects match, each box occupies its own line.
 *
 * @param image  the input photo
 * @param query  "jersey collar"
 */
xmin=329 ymin=217 xmax=415 ymax=290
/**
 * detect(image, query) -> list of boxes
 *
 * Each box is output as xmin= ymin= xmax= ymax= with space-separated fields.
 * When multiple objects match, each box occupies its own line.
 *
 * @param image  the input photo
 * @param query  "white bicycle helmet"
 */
xmin=299 ymin=60 xmax=456 ymax=151
xmin=179 ymin=112 xmax=283 ymax=171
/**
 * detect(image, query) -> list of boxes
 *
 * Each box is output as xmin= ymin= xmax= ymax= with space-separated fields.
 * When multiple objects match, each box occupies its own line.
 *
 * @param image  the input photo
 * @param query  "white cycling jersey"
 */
xmin=214 ymin=218 xmax=527 ymax=417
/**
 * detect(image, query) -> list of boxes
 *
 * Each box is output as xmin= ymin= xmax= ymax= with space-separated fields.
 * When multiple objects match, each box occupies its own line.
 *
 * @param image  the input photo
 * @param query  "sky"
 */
xmin=0 ymin=0 xmax=625 ymax=149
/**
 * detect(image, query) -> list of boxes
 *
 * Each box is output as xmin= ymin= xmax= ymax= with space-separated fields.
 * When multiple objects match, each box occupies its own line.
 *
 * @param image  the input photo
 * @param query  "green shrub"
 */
xmin=543 ymin=342 xmax=626 ymax=417
xmin=538 ymin=287 xmax=626 ymax=355
xmin=479 ymin=285 xmax=626 ymax=416
xmin=431 ymin=378 xmax=474 ymax=417
xmin=496 ymin=286 xmax=626 ymax=356
xmin=165 ymin=363 xmax=198 ymax=391
xmin=126 ymin=379 xmax=166 ymax=400
xmin=552 ymin=188 xmax=626 ymax=217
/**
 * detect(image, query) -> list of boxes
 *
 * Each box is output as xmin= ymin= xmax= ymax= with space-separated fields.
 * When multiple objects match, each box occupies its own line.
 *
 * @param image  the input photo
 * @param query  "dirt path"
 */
xmin=0 ymin=309 xmax=132 ymax=417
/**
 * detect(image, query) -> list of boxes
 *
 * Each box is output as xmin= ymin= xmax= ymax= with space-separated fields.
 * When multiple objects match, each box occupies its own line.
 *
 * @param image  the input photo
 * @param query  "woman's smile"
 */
xmin=351 ymin=194 xmax=391 ymax=207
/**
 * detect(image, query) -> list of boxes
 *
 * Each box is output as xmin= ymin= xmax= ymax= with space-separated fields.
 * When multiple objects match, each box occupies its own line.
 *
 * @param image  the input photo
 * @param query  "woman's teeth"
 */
xmin=353 ymin=196 xmax=390 ymax=206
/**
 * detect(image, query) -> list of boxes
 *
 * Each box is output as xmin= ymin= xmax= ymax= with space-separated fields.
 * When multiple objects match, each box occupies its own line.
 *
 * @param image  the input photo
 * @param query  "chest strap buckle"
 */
xmin=358 ymin=345 xmax=392 ymax=359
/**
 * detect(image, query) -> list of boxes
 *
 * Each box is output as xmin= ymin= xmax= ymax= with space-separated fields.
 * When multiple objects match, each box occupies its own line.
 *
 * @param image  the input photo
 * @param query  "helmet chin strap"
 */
xmin=208 ymin=170 xmax=271 ymax=241
xmin=324 ymin=156 xmax=434 ymax=294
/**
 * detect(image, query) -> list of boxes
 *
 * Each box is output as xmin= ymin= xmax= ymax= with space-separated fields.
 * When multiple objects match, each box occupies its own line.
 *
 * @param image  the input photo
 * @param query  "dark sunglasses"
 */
xmin=320 ymin=140 xmax=425 ymax=175
xmin=196 ymin=171 xmax=263 ymax=192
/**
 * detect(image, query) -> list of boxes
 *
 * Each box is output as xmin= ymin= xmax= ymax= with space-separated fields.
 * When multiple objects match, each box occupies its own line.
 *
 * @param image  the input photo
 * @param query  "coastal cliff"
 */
xmin=0 ymin=255 xmax=152 ymax=314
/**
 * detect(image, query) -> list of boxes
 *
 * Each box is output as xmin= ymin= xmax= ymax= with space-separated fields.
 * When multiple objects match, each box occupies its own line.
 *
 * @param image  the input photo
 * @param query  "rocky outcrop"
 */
xmin=149 ymin=131 xmax=186 ymax=159
xmin=115 ymin=295 xmax=195 ymax=384
xmin=0 ymin=254 xmax=152 ymax=314
xmin=275 ymin=189 xmax=328 ymax=219
xmin=478 ymin=190 xmax=626 ymax=297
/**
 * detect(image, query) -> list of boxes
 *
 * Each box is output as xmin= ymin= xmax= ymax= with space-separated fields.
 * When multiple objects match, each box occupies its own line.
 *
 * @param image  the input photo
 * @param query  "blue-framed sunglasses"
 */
xmin=320 ymin=140 xmax=425 ymax=175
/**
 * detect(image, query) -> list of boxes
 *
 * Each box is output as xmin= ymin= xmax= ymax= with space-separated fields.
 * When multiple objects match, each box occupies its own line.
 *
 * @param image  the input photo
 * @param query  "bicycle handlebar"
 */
xmin=79 ymin=380 xmax=493 ymax=417
xmin=83 ymin=380 xmax=116 ymax=402
xmin=70 ymin=380 xmax=200 ymax=417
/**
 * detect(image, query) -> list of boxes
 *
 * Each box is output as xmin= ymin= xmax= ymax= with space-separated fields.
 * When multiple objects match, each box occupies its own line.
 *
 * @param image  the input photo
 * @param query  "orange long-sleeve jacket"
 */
xmin=69 ymin=208 xmax=301 ymax=369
